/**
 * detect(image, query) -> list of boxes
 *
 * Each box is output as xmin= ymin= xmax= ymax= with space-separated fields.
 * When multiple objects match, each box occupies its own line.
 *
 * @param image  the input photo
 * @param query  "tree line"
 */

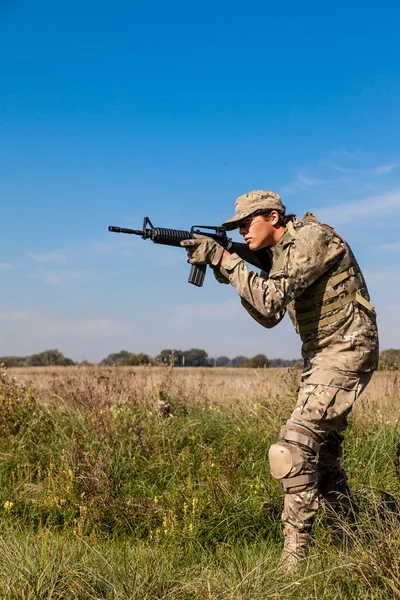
xmin=1 ymin=347 xmax=399 ymax=370
xmin=0 ymin=348 xmax=300 ymax=368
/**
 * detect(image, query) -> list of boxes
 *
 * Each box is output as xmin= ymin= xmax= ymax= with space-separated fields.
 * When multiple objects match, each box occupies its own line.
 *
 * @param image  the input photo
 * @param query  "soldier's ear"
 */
xmin=269 ymin=210 xmax=280 ymax=226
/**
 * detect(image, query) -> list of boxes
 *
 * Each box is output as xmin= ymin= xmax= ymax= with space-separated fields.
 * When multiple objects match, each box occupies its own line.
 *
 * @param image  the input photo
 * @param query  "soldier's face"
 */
xmin=238 ymin=212 xmax=282 ymax=250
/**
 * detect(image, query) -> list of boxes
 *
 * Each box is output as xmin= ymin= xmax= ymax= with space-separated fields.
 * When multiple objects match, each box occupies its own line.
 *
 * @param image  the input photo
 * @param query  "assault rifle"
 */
xmin=108 ymin=217 xmax=271 ymax=287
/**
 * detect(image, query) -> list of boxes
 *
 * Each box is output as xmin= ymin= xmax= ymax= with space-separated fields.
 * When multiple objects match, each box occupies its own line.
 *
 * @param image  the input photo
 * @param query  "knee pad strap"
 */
xmin=280 ymin=427 xmax=320 ymax=454
xmin=282 ymin=472 xmax=318 ymax=491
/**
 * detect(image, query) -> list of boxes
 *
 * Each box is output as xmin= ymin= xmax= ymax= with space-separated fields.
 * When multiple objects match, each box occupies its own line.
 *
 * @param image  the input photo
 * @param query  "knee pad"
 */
xmin=268 ymin=442 xmax=304 ymax=479
xmin=269 ymin=425 xmax=321 ymax=491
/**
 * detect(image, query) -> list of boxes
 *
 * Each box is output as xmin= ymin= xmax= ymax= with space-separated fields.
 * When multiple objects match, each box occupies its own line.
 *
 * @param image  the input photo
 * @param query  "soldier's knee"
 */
xmin=268 ymin=424 xmax=321 ymax=492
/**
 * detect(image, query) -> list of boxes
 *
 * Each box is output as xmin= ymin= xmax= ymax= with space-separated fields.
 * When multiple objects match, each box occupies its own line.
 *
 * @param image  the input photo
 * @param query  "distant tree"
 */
xmin=156 ymin=349 xmax=184 ymax=366
xmin=379 ymin=349 xmax=400 ymax=370
xmin=231 ymin=356 xmax=249 ymax=367
xmin=100 ymin=350 xmax=132 ymax=366
xmin=269 ymin=358 xmax=283 ymax=367
xmin=79 ymin=359 xmax=95 ymax=367
xmin=128 ymin=353 xmax=152 ymax=366
xmin=26 ymin=349 xmax=75 ymax=367
xmin=292 ymin=360 xmax=303 ymax=370
xmin=183 ymin=348 xmax=209 ymax=367
xmin=0 ymin=356 xmax=26 ymax=368
xmin=100 ymin=350 xmax=152 ymax=366
xmin=156 ymin=349 xmax=208 ymax=367
xmin=269 ymin=358 xmax=301 ymax=368
xmin=247 ymin=354 xmax=270 ymax=368
xmin=215 ymin=355 xmax=231 ymax=367
xmin=156 ymin=349 xmax=171 ymax=365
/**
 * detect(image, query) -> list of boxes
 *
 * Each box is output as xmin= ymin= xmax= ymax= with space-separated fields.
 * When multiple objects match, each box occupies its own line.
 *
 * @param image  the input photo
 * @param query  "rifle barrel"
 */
xmin=108 ymin=226 xmax=144 ymax=235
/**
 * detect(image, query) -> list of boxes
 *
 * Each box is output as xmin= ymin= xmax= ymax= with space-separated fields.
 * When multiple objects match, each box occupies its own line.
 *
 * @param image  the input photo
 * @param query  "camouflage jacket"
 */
xmin=218 ymin=214 xmax=379 ymax=375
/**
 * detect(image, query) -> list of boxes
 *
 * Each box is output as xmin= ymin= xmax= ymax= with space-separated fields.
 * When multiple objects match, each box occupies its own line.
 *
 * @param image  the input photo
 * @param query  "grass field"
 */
xmin=0 ymin=364 xmax=399 ymax=599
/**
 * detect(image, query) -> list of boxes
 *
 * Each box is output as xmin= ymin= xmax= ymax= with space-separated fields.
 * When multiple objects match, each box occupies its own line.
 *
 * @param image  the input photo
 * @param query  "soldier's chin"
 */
xmin=248 ymin=240 xmax=261 ymax=251
xmin=249 ymin=240 xmax=271 ymax=251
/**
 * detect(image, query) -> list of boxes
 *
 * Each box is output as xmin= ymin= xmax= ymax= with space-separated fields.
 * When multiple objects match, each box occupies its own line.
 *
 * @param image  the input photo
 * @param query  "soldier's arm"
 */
xmin=218 ymin=224 xmax=344 ymax=319
xmin=241 ymin=297 xmax=286 ymax=328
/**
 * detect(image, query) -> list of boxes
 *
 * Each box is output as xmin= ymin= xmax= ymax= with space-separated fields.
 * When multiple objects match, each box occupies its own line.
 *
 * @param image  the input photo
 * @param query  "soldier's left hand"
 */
xmin=180 ymin=234 xmax=224 ymax=266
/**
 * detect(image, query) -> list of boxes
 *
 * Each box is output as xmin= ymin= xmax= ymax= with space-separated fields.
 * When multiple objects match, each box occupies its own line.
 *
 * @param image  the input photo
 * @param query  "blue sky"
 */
xmin=0 ymin=0 xmax=399 ymax=361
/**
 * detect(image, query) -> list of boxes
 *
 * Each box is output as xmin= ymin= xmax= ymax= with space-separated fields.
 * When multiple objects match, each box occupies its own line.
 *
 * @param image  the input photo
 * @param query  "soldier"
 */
xmin=181 ymin=190 xmax=379 ymax=570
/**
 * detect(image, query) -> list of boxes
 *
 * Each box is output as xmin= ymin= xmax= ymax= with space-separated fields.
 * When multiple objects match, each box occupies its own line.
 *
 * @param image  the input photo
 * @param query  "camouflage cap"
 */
xmin=222 ymin=190 xmax=284 ymax=231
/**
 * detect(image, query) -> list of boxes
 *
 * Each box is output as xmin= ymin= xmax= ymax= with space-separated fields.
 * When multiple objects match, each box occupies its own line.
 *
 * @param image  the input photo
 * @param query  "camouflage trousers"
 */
xmin=281 ymin=370 xmax=373 ymax=533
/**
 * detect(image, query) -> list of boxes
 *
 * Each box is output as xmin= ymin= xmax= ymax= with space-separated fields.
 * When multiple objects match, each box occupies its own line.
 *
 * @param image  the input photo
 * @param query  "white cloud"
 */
xmin=0 ymin=311 xmax=125 ymax=336
xmin=281 ymin=169 xmax=329 ymax=195
xmin=0 ymin=301 xmax=301 ymax=362
xmin=42 ymin=269 xmax=97 ymax=285
xmin=0 ymin=310 xmax=138 ymax=362
xmin=323 ymin=162 xmax=398 ymax=176
xmin=375 ymin=164 xmax=399 ymax=175
xmin=169 ymin=298 xmax=242 ymax=326
xmin=360 ymin=264 xmax=400 ymax=296
xmin=360 ymin=268 xmax=400 ymax=350
xmin=330 ymin=148 xmax=367 ymax=162
xmin=282 ymin=150 xmax=400 ymax=216
xmin=0 ymin=310 xmax=36 ymax=320
xmin=0 ymin=263 xmax=12 ymax=270
xmin=377 ymin=241 xmax=400 ymax=251
xmin=27 ymin=249 xmax=68 ymax=265
xmin=89 ymin=235 xmax=182 ymax=267
xmin=147 ymin=248 xmax=183 ymax=268
xmin=318 ymin=192 xmax=400 ymax=224
xmin=90 ymin=237 xmax=140 ymax=257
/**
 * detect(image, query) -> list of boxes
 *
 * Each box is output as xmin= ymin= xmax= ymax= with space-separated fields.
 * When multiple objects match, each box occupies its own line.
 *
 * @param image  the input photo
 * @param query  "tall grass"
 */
xmin=0 ymin=365 xmax=398 ymax=599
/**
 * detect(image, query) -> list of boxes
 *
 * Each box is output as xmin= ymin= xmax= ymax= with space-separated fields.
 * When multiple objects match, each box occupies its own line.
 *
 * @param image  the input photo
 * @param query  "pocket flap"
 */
xmin=301 ymin=369 xmax=360 ymax=391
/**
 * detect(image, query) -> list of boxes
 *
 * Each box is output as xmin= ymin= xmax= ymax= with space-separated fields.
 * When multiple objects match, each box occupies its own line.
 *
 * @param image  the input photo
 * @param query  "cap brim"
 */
xmin=221 ymin=213 xmax=250 ymax=231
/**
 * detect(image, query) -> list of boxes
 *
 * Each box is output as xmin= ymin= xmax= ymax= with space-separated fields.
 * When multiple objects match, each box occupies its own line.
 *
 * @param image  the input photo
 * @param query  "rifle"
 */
xmin=108 ymin=217 xmax=271 ymax=287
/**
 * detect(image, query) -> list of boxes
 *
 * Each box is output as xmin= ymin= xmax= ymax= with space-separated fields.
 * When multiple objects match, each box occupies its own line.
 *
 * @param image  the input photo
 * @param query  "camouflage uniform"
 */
xmin=216 ymin=193 xmax=379 ymax=563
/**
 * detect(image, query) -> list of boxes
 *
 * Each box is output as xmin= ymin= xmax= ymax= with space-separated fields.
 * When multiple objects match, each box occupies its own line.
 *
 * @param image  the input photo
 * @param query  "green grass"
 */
xmin=0 ymin=368 xmax=399 ymax=598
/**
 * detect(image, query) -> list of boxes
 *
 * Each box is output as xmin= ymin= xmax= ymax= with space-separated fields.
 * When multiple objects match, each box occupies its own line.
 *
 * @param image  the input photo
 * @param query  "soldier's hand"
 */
xmin=180 ymin=234 xmax=225 ymax=266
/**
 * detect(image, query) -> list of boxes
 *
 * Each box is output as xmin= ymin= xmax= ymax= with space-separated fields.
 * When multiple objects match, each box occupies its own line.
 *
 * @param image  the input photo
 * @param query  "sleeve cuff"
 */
xmin=219 ymin=253 xmax=243 ymax=277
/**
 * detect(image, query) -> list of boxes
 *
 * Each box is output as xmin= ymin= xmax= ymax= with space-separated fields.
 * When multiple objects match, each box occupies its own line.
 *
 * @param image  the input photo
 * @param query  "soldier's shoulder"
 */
xmin=293 ymin=215 xmax=340 ymax=244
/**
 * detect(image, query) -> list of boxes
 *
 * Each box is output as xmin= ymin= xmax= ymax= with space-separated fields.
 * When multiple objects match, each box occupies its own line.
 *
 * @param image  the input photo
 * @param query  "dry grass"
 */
xmin=10 ymin=365 xmax=400 ymax=425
